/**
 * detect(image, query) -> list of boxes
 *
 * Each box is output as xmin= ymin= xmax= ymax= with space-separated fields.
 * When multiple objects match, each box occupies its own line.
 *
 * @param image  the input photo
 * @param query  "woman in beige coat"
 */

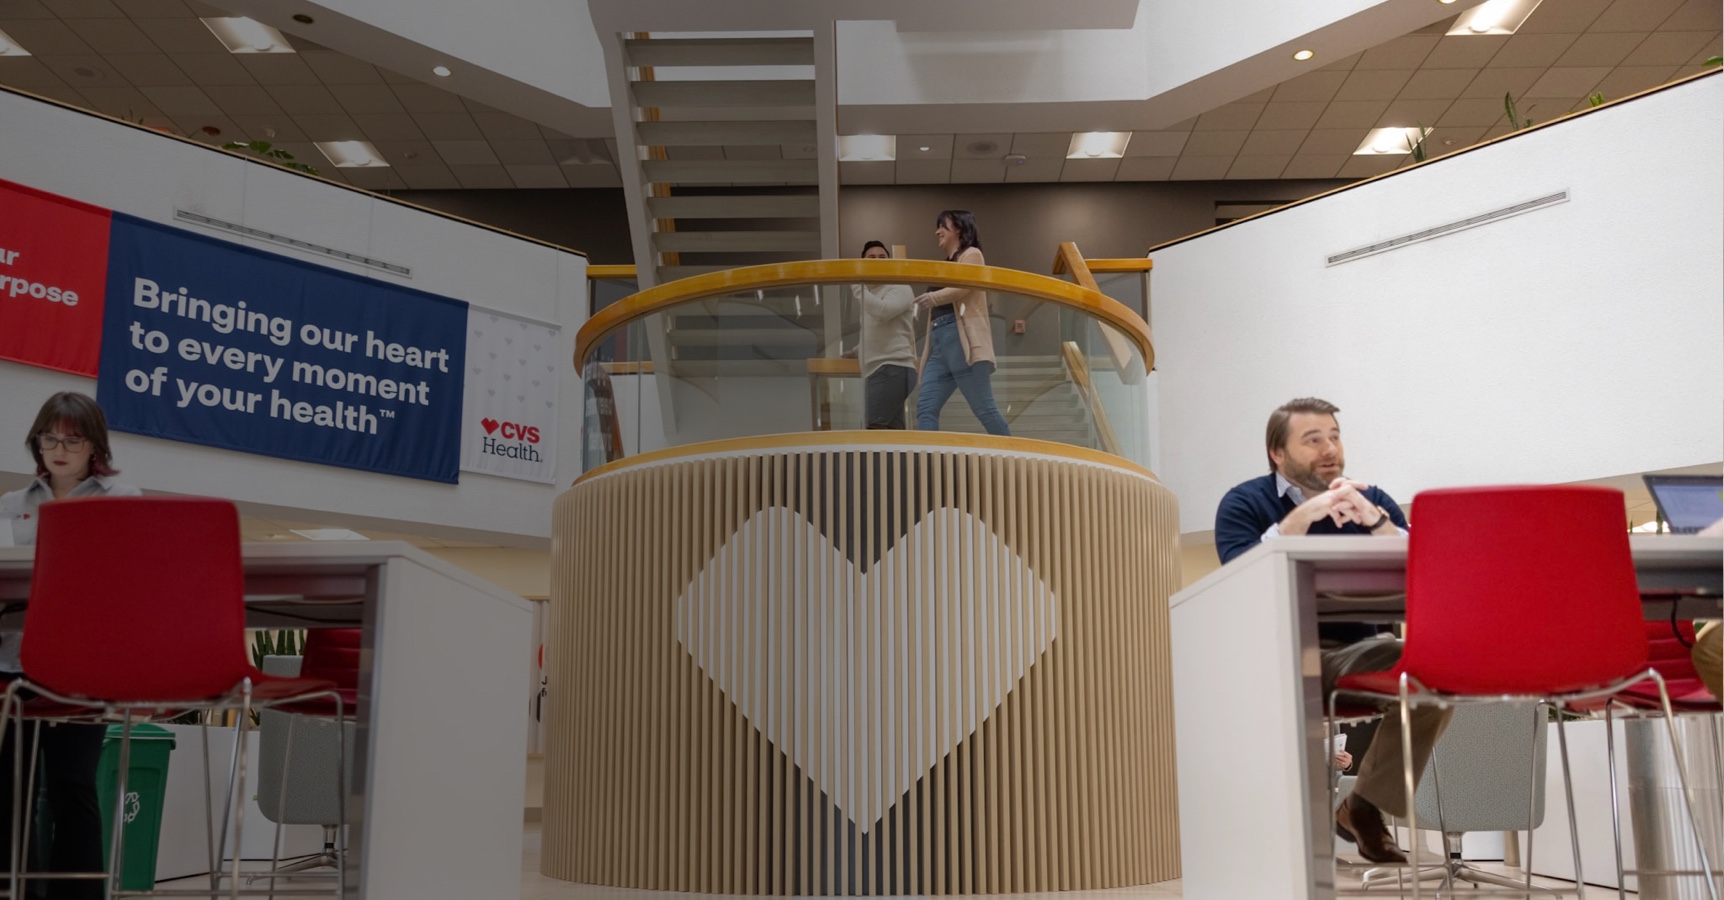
xmin=913 ymin=210 xmax=1010 ymax=435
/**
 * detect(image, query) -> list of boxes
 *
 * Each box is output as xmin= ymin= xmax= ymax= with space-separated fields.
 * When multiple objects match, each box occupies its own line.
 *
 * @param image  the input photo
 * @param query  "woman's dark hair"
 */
xmin=935 ymin=210 xmax=981 ymax=259
xmin=860 ymin=240 xmax=889 ymax=258
xmin=27 ymin=391 xmax=117 ymax=478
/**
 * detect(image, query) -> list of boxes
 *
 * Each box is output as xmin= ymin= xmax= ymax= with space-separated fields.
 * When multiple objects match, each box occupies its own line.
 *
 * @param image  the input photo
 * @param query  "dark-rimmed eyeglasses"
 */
xmin=36 ymin=435 xmax=87 ymax=451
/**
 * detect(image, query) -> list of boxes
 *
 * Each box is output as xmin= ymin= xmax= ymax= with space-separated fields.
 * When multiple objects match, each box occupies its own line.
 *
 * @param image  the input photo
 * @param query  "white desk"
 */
xmin=0 ymin=542 xmax=533 ymax=900
xmin=1169 ymin=535 xmax=1722 ymax=900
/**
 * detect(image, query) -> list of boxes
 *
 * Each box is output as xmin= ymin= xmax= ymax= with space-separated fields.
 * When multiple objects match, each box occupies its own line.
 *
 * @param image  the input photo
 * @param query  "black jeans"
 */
xmin=864 ymin=364 xmax=916 ymax=429
xmin=0 ymin=716 xmax=106 ymax=900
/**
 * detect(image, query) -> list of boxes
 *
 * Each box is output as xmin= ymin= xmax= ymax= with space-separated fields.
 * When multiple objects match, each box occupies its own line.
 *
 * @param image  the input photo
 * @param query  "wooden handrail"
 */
xmin=1050 ymin=242 xmax=1145 ymax=385
xmin=588 ymin=265 xmax=638 ymax=279
xmin=1060 ymin=341 xmax=1122 ymax=458
xmin=1050 ymin=241 xmax=1101 ymax=292
xmin=1086 ymin=258 xmax=1154 ymax=273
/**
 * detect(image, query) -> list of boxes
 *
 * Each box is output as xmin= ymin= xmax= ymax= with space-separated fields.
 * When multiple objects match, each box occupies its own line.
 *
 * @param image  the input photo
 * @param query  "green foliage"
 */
xmin=1404 ymin=124 xmax=1429 ymax=163
xmin=221 ymin=140 xmax=320 ymax=176
xmin=1705 ymin=56 xmax=1722 ymax=68
xmin=1503 ymin=92 xmax=1534 ymax=131
xmin=250 ymin=629 xmax=305 ymax=669
xmin=1586 ymin=91 xmax=1606 ymax=108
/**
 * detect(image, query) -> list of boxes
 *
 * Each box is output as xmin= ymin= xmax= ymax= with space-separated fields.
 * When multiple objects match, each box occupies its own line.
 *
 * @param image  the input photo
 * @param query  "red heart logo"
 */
xmin=480 ymin=418 xmax=500 ymax=434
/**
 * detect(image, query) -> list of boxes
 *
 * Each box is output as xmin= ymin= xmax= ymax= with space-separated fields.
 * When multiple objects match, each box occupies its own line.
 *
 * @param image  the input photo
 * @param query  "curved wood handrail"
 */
xmin=573 ymin=259 xmax=1154 ymax=369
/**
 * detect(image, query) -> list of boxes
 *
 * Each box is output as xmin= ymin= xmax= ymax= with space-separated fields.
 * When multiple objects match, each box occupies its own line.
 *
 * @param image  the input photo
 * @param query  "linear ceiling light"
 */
xmin=315 ymin=140 xmax=389 ymax=168
xmin=1447 ymin=0 xmax=1544 ymax=35
xmin=1353 ymin=126 xmax=1431 ymax=155
xmin=838 ymin=134 xmax=896 ymax=162
xmin=1066 ymin=132 xmax=1131 ymax=159
xmin=0 ymin=28 xmax=29 ymax=56
xmin=289 ymin=528 xmax=370 ymax=541
xmin=201 ymin=17 xmax=295 ymax=53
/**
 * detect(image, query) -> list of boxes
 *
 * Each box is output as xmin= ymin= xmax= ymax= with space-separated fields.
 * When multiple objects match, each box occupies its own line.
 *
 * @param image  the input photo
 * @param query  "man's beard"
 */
xmin=1282 ymin=458 xmax=1340 ymax=494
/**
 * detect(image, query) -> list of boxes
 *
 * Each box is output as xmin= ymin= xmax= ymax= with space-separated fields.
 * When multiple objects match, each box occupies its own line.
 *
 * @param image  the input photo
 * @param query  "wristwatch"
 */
xmin=1363 ymin=506 xmax=1393 ymax=531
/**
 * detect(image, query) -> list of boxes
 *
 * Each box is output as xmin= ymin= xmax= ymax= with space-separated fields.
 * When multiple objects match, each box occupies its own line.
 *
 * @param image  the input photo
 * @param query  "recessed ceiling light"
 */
xmin=292 ymin=13 xmax=314 ymax=24
xmin=289 ymin=528 xmax=370 ymax=541
xmin=432 ymin=65 xmax=452 ymax=77
xmin=1438 ymin=0 xmax=1457 ymax=4
xmin=1066 ymin=131 xmax=1131 ymax=159
xmin=315 ymin=140 xmax=389 ymax=168
xmin=838 ymin=134 xmax=896 ymax=162
xmin=1292 ymin=49 xmax=1315 ymax=61
xmin=1354 ymin=126 xmax=1431 ymax=156
xmin=1447 ymin=0 xmax=1543 ymax=35
xmin=0 ymin=27 xmax=30 ymax=57
xmin=201 ymin=17 xmax=295 ymax=54
xmin=918 ymin=145 xmax=931 ymax=152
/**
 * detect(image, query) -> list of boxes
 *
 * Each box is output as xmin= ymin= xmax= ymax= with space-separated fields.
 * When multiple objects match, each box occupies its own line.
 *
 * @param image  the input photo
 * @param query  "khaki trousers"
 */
xmin=1323 ymin=636 xmax=1453 ymax=818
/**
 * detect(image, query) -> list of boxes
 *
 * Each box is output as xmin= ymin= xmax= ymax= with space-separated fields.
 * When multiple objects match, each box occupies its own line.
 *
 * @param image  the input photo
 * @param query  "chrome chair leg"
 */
xmin=108 ymin=709 xmax=137 ymax=900
xmin=1398 ymin=673 xmax=1423 ymax=900
xmin=1554 ymin=707 xmax=1588 ymax=899
xmin=1526 ymin=701 xmax=1542 ymax=897
xmin=1649 ymin=671 xmax=1721 ymax=900
xmin=1604 ymin=703 xmax=1628 ymax=900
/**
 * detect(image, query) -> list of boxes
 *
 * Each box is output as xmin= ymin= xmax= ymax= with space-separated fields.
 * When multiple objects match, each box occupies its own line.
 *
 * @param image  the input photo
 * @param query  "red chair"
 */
xmin=1 ymin=496 xmax=339 ymax=899
xmin=1331 ymin=485 xmax=1719 ymax=900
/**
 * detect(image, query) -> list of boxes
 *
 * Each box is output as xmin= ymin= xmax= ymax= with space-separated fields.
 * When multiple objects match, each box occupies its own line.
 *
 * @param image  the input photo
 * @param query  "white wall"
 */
xmin=0 ymin=90 xmax=589 ymax=545
xmin=1151 ymin=74 xmax=1724 ymax=534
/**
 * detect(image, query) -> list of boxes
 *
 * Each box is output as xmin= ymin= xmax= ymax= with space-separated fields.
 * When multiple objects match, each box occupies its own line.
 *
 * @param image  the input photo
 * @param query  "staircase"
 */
xmin=934 ymin=356 xmax=1097 ymax=446
xmin=603 ymin=32 xmax=839 ymax=288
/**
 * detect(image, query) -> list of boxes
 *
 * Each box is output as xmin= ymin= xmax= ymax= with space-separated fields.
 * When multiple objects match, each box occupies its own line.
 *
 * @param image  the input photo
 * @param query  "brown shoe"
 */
xmin=1336 ymin=794 xmax=1408 ymax=864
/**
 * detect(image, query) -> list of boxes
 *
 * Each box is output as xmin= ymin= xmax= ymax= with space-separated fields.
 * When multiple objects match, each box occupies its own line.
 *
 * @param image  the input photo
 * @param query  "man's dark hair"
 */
xmin=1265 ymin=397 xmax=1340 ymax=472
xmin=859 ymin=240 xmax=889 ymax=257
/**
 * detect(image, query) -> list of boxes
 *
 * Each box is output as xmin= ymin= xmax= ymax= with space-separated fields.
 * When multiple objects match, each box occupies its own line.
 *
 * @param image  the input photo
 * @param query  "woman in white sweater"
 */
xmin=853 ymin=240 xmax=918 ymax=429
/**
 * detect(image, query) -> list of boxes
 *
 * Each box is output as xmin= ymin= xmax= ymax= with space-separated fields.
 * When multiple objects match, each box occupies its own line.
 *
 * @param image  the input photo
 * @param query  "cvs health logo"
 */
xmin=480 ymin=417 xmax=541 ymax=443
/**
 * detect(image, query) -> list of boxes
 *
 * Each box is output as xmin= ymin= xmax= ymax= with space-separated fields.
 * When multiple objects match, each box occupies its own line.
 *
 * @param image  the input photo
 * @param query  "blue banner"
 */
xmin=96 ymin=214 xmax=468 ymax=483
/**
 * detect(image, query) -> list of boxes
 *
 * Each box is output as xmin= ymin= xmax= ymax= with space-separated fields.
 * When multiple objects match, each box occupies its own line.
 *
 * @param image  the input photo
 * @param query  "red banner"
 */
xmin=0 ymin=179 xmax=111 ymax=376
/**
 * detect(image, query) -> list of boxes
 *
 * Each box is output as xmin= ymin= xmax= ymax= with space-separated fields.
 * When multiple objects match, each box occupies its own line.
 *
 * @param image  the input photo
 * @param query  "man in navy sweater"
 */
xmin=1214 ymin=397 xmax=1448 ymax=865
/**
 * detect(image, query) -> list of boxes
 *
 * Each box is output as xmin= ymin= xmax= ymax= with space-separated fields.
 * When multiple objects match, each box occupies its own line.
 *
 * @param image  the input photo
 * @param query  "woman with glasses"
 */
xmin=913 ymin=210 xmax=1010 ymax=435
xmin=0 ymin=391 xmax=138 ymax=899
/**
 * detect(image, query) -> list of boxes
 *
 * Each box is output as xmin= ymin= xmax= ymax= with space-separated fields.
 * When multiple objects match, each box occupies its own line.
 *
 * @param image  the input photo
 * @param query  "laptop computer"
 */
xmin=1642 ymin=474 xmax=1724 ymax=534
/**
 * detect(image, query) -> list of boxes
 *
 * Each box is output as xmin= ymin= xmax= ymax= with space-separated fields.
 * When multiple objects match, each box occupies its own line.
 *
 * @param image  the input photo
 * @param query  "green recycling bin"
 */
xmin=96 ymin=724 xmax=177 ymax=890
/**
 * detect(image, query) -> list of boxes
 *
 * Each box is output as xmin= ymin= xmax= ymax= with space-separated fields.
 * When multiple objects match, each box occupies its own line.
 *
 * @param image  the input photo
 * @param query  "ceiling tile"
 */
xmin=412 ymin=112 xmax=481 ymax=140
xmin=951 ymin=158 xmax=1006 ymax=182
xmin=1313 ymin=100 xmax=1389 ymax=129
xmin=300 ymin=51 xmax=383 ymax=85
xmin=1 ymin=19 xmax=96 ymax=54
xmin=1239 ymin=129 xmax=1310 ymax=156
xmin=1225 ymin=156 xmax=1292 ymax=179
xmin=390 ymin=82 xmax=467 ymax=113
xmin=1460 ymin=67 xmax=1544 ymax=99
xmin=169 ymin=114 xmax=235 ymax=142
xmin=395 ymin=163 xmax=460 ymax=189
xmin=492 ymin=139 xmax=554 ymax=165
xmin=505 ymin=164 xmax=567 ymax=189
xmin=229 ymin=114 xmax=302 ymax=141
xmin=1059 ymin=158 xmax=1120 ymax=182
xmin=953 ymin=133 xmax=1011 ymax=158
xmin=1622 ymin=31 xmax=1718 ymax=66
xmin=0 ymin=57 xmax=67 ymax=88
xmin=1161 ymin=116 xmax=1198 ymax=132
xmin=839 ymin=160 xmax=895 ymax=185
xmin=1591 ymin=65 xmax=1681 ymax=97
xmin=1524 ymin=66 xmax=1611 ymax=97
xmin=44 ymin=0 xmax=126 ymax=17
xmin=1398 ymin=68 xmax=1476 ymax=99
xmin=379 ymin=67 xmax=418 ymax=85
xmin=38 ymin=55 xmax=119 ymax=86
xmin=1588 ymin=0 xmax=1684 ymax=33
xmin=898 ymin=134 xmax=953 ymax=159
xmin=368 ymin=138 xmax=435 ymax=165
xmin=337 ymin=167 xmax=408 ymax=192
xmin=1334 ymin=68 xmax=1414 ymax=101
xmin=1662 ymin=0 xmax=1722 ymax=30
xmin=1517 ymin=0 xmax=1611 ymax=32
xmin=74 ymin=84 xmax=158 ymax=118
xmin=723 ymin=145 xmax=781 ymax=160
xmin=133 ymin=17 xmax=218 ymax=52
xmin=1123 ymin=130 xmax=1188 ymax=157
xmin=1004 ymin=157 xmax=1064 ymax=181
xmin=1487 ymin=33 xmax=1580 ymax=69
xmin=138 ymin=83 xmax=217 ymax=114
xmin=106 ymin=53 xmax=190 ymax=86
xmin=0 ymin=0 xmax=54 ymax=16
xmin=112 ymin=0 xmax=193 ymax=15
xmin=1183 ymin=130 xmax=1248 ymax=156
xmin=202 ymin=83 xmax=280 ymax=115
xmin=434 ymin=139 xmax=500 ymax=166
xmin=1194 ymin=101 xmax=1264 ymax=131
xmin=448 ymin=164 xmax=514 ymax=189
xmin=290 ymin=113 xmax=362 ymax=140
xmin=349 ymin=112 xmax=422 ymax=141
xmin=473 ymin=111 xmax=542 ymax=140
xmin=1374 ymin=98 xmax=1452 ymax=127
xmin=1170 ymin=157 xmax=1233 ymax=180
xmin=459 ymin=96 xmax=499 ymax=114
xmin=894 ymin=159 xmax=950 ymax=184
xmin=237 ymin=54 xmax=319 ymax=86
xmin=1437 ymin=97 xmax=1514 ymax=126
xmin=1554 ymin=32 xmax=1647 ymax=67
xmin=1298 ymin=129 xmax=1369 ymax=155
xmin=171 ymin=52 xmax=253 ymax=85
xmin=1114 ymin=157 xmax=1175 ymax=180
xmin=1281 ymin=155 xmax=1345 ymax=179
xmin=265 ymin=83 xmax=341 ymax=114
xmin=1423 ymin=125 xmax=1487 ymax=157
xmin=1254 ymin=101 xmax=1328 ymax=130
xmin=1009 ymin=132 xmax=1069 ymax=157
xmin=559 ymin=164 xmax=622 ymax=188
xmin=1422 ymin=35 xmax=1507 ymax=69
xmin=1355 ymin=34 xmax=1439 ymax=70
xmin=1237 ymin=85 xmax=1277 ymax=104
xmin=1337 ymin=154 xmax=1407 ymax=178
xmin=63 ymin=17 xmax=156 ymax=53
xmin=333 ymin=83 xmax=405 ymax=114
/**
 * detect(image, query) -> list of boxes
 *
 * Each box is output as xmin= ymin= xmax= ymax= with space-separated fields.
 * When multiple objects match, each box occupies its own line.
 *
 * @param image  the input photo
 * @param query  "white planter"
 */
xmin=155 ymin=724 xmax=324 ymax=881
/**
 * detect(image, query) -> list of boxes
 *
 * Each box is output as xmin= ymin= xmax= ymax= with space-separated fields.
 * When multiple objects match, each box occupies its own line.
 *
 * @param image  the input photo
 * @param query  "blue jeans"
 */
xmin=916 ymin=319 xmax=1010 ymax=435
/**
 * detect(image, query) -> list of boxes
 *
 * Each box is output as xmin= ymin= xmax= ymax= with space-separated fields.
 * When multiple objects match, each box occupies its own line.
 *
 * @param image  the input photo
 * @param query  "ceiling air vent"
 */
xmin=1326 ymin=190 xmax=1569 ymax=267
